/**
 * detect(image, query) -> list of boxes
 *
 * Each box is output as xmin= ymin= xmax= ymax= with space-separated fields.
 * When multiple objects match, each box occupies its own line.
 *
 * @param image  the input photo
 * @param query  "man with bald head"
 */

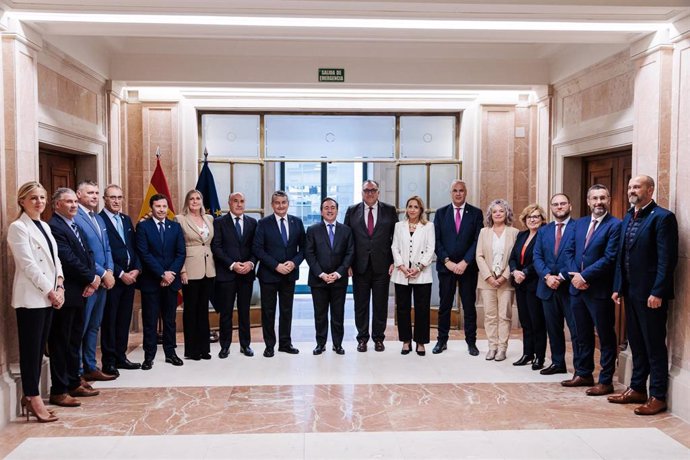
xmin=610 ymin=175 xmax=678 ymax=416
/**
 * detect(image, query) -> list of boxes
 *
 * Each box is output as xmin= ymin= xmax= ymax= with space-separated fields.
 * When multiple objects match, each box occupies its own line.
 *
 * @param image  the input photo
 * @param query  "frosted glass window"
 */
xmin=208 ymin=163 xmax=230 ymax=208
xmin=202 ymin=114 xmax=260 ymax=158
xmin=400 ymin=116 xmax=455 ymax=159
xmin=233 ymin=164 xmax=262 ymax=210
xmin=429 ymin=164 xmax=460 ymax=210
xmin=398 ymin=165 xmax=427 ymax=210
xmin=265 ymin=115 xmax=395 ymax=159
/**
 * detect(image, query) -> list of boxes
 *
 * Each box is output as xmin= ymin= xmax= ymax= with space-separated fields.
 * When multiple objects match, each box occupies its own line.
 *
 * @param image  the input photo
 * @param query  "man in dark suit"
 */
xmin=212 ymin=192 xmax=258 ymax=358
xmin=344 ymin=180 xmax=397 ymax=352
xmin=135 ymin=193 xmax=186 ymax=370
xmin=48 ymin=188 xmax=100 ymax=408
xmin=75 ymin=180 xmax=116 ymax=381
xmin=433 ymin=180 xmax=483 ymax=355
xmin=253 ymin=191 xmax=306 ymax=357
xmin=533 ymin=193 xmax=579 ymax=375
xmin=100 ymin=184 xmax=142 ymax=375
xmin=609 ymin=175 xmax=678 ymax=415
xmin=562 ymin=184 xmax=621 ymax=396
xmin=305 ymin=198 xmax=354 ymax=356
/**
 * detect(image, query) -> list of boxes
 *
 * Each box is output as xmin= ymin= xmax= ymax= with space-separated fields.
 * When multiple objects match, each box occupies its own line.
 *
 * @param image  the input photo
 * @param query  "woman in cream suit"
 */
xmin=391 ymin=196 xmax=435 ymax=356
xmin=176 ymin=190 xmax=216 ymax=360
xmin=476 ymin=199 xmax=519 ymax=362
xmin=8 ymin=181 xmax=64 ymax=423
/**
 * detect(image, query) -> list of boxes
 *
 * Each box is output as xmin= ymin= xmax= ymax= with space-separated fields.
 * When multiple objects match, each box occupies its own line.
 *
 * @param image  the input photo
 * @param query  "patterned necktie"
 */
xmin=554 ymin=222 xmax=564 ymax=255
xmin=367 ymin=207 xmax=374 ymax=236
xmin=455 ymin=207 xmax=462 ymax=233
xmin=280 ymin=218 xmax=288 ymax=245
xmin=235 ymin=216 xmax=242 ymax=238
xmin=584 ymin=219 xmax=598 ymax=249
xmin=158 ymin=221 xmax=165 ymax=244
xmin=71 ymin=223 xmax=85 ymax=249
xmin=328 ymin=223 xmax=335 ymax=248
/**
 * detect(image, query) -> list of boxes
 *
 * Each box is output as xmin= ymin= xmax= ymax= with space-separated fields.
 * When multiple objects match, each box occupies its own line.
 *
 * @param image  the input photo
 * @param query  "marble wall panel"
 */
xmin=124 ymin=102 xmax=144 ymax=219
xmin=141 ymin=104 xmax=181 ymax=213
xmin=37 ymin=64 xmax=98 ymax=124
xmin=480 ymin=107 xmax=515 ymax=212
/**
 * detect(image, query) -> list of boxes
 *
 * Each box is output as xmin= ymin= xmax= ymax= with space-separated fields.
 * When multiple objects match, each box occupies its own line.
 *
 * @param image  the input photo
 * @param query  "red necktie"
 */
xmin=367 ymin=207 xmax=374 ymax=237
xmin=455 ymin=207 xmax=462 ymax=233
xmin=584 ymin=219 xmax=598 ymax=249
xmin=554 ymin=223 xmax=564 ymax=255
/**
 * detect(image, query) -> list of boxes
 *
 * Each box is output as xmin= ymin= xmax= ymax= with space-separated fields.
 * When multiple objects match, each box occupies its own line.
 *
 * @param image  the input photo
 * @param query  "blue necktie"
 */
xmin=328 ymin=223 xmax=335 ymax=248
xmin=235 ymin=216 xmax=242 ymax=238
xmin=114 ymin=214 xmax=126 ymax=241
xmin=158 ymin=221 xmax=165 ymax=244
xmin=280 ymin=218 xmax=288 ymax=246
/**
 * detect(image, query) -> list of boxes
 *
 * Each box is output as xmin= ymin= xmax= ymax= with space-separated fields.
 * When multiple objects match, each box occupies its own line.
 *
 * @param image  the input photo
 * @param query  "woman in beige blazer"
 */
xmin=176 ymin=189 xmax=216 ymax=360
xmin=391 ymin=196 xmax=435 ymax=356
xmin=476 ymin=199 xmax=519 ymax=362
xmin=8 ymin=181 xmax=64 ymax=423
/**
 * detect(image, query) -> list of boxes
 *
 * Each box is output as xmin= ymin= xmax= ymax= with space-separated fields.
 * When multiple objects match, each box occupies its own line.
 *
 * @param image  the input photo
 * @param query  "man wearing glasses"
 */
xmin=344 ymin=180 xmax=398 ymax=352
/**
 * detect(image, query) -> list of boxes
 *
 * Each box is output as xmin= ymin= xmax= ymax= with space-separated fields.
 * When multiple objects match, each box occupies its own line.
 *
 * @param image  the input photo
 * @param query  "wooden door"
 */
xmin=39 ymin=151 xmax=76 ymax=220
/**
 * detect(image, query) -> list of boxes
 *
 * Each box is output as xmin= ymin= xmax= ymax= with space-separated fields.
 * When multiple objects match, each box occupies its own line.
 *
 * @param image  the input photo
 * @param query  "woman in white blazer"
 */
xmin=391 ymin=196 xmax=435 ymax=356
xmin=476 ymin=199 xmax=519 ymax=362
xmin=8 ymin=182 xmax=64 ymax=423
xmin=176 ymin=189 xmax=216 ymax=361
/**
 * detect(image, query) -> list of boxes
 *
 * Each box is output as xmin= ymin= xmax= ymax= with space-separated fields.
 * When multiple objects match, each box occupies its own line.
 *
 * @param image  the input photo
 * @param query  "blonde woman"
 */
xmin=391 ymin=196 xmax=435 ymax=356
xmin=8 ymin=181 xmax=64 ymax=422
xmin=476 ymin=199 xmax=519 ymax=361
xmin=176 ymin=190 xmax=216 ymax=360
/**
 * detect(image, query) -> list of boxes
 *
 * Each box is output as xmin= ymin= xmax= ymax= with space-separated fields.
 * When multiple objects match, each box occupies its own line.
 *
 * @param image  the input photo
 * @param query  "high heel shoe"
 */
xmin=401 ymin=342 xmax=411 ymax=355
xmin=21 ymin=396 xmax=56 ymax=416
xmin=513 ymin=354 xmax=534 ymax=366
xmin=21 ymin=396 xmax=58 ymax=423
xmin=416 ymin=343 xmax=426 ymax=356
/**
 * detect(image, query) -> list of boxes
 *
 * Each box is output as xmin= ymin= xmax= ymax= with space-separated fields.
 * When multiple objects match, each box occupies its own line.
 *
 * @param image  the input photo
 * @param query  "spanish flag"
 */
xmin=138 ymin=153 xmax=176 ymax=221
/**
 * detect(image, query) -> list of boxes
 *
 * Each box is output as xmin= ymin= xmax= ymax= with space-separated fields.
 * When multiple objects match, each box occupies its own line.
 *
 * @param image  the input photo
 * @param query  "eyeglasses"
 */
xmin=550 ymin=201 xmax=568 ymax=207
xmin=363 ymin=189 xmax=379 ymax=194
xmin=106 ymin=195 xmax=124 ymax=200
xmin=526 ymin=215 xmax=542 ymax=220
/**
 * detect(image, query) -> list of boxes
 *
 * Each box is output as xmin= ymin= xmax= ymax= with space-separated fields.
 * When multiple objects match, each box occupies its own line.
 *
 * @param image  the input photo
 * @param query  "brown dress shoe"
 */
xmin=80 ymin=377 xmax=96 ymax=391
xmin=634 ymin=397 xmax=667 ymax=416
xmin=82 ymin=369 xmax=117 ymax=382
xmin=561 ymin=375 xmax=595 ymax=387
xmin=374 ymin=341 xmax=385 ymax=352
xmin=357 ymin=341 xmax=367 ymax=352
xmin=49 ymin=393 xmax=81 ymax=407
xmin=607 ymin=387 xmax=648 ymax=404
xmin=586 ymin=383 xmax=614 ymax=396
xmin=69 ymin=385 xmax=100 ymax=397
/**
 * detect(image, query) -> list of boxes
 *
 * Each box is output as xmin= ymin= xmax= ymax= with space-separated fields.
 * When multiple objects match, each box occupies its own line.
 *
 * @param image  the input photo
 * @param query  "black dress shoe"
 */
xmin=186 ymin=355 xmax=201 ymax=361
xmin=401 ymin=342 xmax=412 ymax=355
xmin=432 ymin=341 xmax=447 ymax=354
xmin=416 ymin=343 xmax=426 ymax=356
xmin=374 ymin=341 xmax=385 ymax=352
xmin=333 ymin=345 xmax=345 ymax=355
xmin=513 ymin=354 xmax=534 ymax=366
xmin=240 ymin=346 xmax=254 ymax=357
xmin=200 ymin=353 xmax=212 ymax=360
xmin=165 ymin=355 xmax=184 ymax=366
xmin=313 ymin=344 xmax=326 ymax=355
xmin=218 ymin=347 xmax=229 ymax=359
xmin=263 ymin=347 xmax=275 ymax=358
xmin=102 ymin=365 xmax=120 ymax=377
xmin=278 ymin=345 xmax=300 ymax=354
xmin=531 ymin=357 xmax=545 ymax=370
xmin=357 ymin=341 xmax=368 ymax=352
xmin=116 ymin=359 xmax=142 ymax=370
xmin=467 ymin=343 xmax=479 ymax=356
xmin=141 ymin=360 xmax=153 ymax=370
xmin=540 ymin=364 xmax=568 ymax=375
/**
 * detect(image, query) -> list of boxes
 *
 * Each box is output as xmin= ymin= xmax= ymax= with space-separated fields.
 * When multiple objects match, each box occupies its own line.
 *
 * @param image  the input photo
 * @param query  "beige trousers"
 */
xmin=480 ymin=286 xmax=514 ymax=352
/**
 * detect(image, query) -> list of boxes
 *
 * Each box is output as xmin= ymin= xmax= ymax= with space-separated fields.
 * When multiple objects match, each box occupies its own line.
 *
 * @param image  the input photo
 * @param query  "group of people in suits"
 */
xmin=7 ymin=174 xmax=678 ymax=423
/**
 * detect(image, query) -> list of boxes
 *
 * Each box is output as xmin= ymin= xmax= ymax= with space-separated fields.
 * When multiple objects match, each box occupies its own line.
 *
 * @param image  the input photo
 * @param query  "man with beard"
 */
xmin=609 ymin=175 xmax=678 ymax=415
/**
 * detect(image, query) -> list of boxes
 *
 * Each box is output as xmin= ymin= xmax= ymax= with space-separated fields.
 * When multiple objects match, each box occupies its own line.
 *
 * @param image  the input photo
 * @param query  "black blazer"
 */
xmin=135 ymin=218 xmax=186 ymax=293
xmin=253 ymin=214 xmax=306 ymax=283
xmin=48 ymin=215 xmax=96 ymax=308
xmin=305 ymin=221 xmax=354 ymax=288
xmin=343 ymin=201 xmax=398 ymax=274
xmin=509 ymin=229 xmax=539 ymax=292
xmin=99 ymin=210 xmax=142 ymax=279
xmin=212 ymin=213 xmax=257 ymax=283
xmin=433 ymin=202 xmax=483 ymax=274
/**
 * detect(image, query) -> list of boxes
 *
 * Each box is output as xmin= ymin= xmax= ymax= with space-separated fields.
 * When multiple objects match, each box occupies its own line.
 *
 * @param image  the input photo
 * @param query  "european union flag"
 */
xmin=195 ymin=156 xmax=222 ymax=218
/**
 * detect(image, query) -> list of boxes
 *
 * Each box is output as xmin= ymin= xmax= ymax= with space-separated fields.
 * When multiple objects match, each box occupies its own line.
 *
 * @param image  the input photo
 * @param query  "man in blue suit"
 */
xmin=74 ymin=180 xmax=116 ymax=382
xmin=253 ymin=191 xmax=306 ymax=357
xmin=562 ymin=184 xmax=621 ymax=396
xmin=533 ymin=193 xmax=579 ymax=375
xmin=609 ymin=175 xmax=678 ymax=415
xmin=135 ymin=193 xmax=186 ymax=370
xmin=433 ymin=180 xmax=483 ymax=355
xmin=100 ymin=184 xmax=142 ymax=375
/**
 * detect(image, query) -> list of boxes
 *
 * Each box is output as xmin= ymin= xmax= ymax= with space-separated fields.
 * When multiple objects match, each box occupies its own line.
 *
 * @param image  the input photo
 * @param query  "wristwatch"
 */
xmin=444 ymin=257 xmax=450 ymax=264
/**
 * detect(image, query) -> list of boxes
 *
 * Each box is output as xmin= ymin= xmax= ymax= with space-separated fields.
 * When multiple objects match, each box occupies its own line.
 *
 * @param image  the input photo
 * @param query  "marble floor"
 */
xmin=2 ymin=297 xmax=689 ymax=459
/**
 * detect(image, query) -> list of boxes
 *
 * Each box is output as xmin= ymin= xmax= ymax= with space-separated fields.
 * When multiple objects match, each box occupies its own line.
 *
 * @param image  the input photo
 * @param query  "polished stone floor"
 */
xmin=2 ymin=297 xmax=689 ymax=459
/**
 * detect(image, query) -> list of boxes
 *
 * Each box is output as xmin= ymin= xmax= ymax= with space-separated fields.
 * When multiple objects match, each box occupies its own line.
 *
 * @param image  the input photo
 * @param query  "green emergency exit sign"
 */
xmin=319 ymin=68 xmax=345 ymax=82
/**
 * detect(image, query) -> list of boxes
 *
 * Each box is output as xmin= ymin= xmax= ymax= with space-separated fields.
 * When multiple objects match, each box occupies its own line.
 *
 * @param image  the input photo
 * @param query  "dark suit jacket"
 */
xmin=135 ymin=218 xmax=186 ymax=293
xmin=253 ymin=214 xmax=306 ymax=283
xmin=433 ymin=202 xmax=483 ymax=274
xmin=48 ymin=215 xmax=96 ymax=308
xmin=563 ymin=213 xmax=621 ymax=299
xmin=509 ymin=229 xmax=539 ymax=292
xmin=613 ymin=201 xmax=678 ymax=300
xmin=343 ymin=201 xmax=397 ymax=274
xmin=305 ymin=221 xmax=354 ymax=288
xmin=533 ymin=219 xmax=577 ymax=301
xmin=212 ymin=213 xmax=257 ymax=283
xmin=99 ymin=210 xmax=141 ymax=279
